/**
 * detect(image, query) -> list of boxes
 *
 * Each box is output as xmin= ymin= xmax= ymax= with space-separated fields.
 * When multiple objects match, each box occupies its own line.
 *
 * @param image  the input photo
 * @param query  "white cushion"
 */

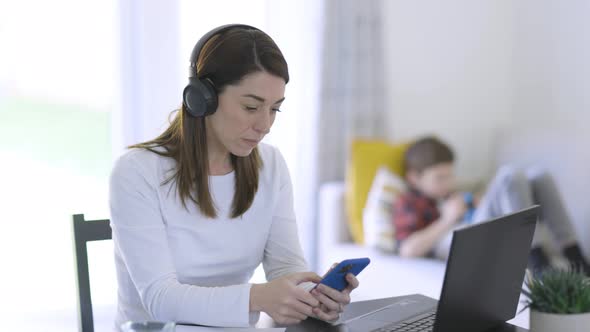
xmin=363 ymin=167 xmax=406 ymax=252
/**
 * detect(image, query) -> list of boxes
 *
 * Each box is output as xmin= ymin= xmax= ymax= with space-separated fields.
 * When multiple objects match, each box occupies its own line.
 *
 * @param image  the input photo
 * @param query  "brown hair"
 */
xmin=130 ymin=27 xmax=289 ymax=218
xmin=404 ymin=136 xmax=454 ymax=174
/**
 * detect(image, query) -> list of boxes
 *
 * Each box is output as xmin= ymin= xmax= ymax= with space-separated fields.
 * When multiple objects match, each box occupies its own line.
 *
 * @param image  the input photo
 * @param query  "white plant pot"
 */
xmin=530 ymin=310 xmax=590 ymax=332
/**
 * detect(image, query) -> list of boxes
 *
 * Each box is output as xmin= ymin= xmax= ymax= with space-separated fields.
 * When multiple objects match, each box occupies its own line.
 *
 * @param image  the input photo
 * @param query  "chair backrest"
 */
xmin=72 ymin=214 xmax=112 ymax=332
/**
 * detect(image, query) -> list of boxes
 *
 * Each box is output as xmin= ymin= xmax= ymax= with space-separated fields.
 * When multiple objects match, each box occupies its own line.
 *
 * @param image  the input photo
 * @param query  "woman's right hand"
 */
xmin=250 ymin=272 xmax=322 ymax=325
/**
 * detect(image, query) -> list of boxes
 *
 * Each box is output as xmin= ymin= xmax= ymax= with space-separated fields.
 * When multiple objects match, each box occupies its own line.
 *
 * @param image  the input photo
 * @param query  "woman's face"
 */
xmin=206 ymin=71 xmax=286 ymax=157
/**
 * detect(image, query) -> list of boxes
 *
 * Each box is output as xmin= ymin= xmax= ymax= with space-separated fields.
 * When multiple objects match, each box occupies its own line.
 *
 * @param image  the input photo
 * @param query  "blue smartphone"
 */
xmin=316 ymin=257 xmax=370 ymax=292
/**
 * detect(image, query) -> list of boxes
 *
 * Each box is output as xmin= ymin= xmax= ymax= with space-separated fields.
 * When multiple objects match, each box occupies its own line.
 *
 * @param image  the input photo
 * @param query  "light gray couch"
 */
xmin=318 ymin=181 xmax=531 ymax=328
xmin=316 ymin=126 xmax=590 ymax=329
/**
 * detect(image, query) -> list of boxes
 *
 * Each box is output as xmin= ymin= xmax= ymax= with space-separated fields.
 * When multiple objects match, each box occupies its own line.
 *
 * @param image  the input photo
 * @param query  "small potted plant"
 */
xmin=522 ymin=268 xmax=590 ymax=332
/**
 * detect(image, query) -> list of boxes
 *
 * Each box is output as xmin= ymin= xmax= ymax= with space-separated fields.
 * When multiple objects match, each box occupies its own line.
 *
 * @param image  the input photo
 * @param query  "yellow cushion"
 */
xmin=345 ymin=140 xmax=409 ymax=244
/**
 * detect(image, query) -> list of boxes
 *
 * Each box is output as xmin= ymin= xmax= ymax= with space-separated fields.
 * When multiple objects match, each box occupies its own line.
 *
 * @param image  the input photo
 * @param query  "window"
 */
xmin=0 ymin=0 xmax=118 ymax=329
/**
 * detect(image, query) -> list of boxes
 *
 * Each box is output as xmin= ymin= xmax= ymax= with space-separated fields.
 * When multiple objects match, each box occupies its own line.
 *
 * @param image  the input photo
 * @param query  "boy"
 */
xmin=393 ymin=136 xmax=590 ymax=276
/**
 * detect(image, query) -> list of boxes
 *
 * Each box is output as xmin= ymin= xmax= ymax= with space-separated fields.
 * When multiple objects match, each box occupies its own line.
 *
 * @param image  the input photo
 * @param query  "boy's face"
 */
xmin=407 ymin=162 xmax=455 ymax=200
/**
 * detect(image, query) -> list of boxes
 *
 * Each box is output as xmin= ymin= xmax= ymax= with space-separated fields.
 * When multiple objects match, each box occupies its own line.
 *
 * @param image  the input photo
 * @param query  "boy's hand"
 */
xmin=441 ymin=194 xmax=467 ymax=225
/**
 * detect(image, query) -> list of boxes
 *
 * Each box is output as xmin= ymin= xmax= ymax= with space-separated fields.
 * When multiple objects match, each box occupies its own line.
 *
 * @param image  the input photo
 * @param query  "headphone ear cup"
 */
xmin=183 ymin=80 xmax=205 ymax=117
xmin=183 ymin=78 xmax=218 ymax=117
xmin=200 ymin=78 xmax=218 ymax=116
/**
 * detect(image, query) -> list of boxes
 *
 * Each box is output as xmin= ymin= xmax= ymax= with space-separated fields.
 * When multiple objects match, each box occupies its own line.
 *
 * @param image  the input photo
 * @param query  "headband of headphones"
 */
xmin=183 ymin=24 xmax=261 ymax=117
xmin=188 ymin=23 xmax=259 ymax=78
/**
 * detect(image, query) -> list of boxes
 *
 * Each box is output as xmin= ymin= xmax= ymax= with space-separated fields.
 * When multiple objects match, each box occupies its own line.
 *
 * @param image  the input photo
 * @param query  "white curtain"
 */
xmin=114 ymin=0 xmax=183 ymax=157
xmin=317 ymin=0 xmax=389 ymax=183
xmin=264 ymin=0 xmax=324 ymax=271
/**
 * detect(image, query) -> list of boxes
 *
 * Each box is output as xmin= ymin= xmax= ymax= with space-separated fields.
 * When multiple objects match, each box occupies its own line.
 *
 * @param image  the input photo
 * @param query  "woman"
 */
xmin=109 ymin=24 xmax=358 ymax=329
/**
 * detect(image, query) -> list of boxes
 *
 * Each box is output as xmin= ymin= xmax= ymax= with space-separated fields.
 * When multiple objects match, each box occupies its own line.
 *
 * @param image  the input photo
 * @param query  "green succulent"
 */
xmin=522 ymin=268 xmax=590 ymax=314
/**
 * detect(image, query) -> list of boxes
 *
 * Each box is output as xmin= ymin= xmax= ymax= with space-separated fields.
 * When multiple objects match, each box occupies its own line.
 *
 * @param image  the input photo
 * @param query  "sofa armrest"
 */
xmin=318 ymin=181 xmax=352 ymax=264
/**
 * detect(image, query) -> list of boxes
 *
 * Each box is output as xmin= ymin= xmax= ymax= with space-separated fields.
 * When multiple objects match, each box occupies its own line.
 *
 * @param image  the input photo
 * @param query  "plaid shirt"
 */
xmin=393 ymin=188 xmax=440 ymax=242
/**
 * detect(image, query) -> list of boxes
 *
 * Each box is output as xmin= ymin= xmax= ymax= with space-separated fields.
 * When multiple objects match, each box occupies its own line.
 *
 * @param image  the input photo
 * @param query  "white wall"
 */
xmin=381 ymin=0 xmax=590 ymax=253
xmin=509 ymin=0 xmax=590 ymax=255
xmin=512 ymin=0 xmax=590 ymax=128
xmin=382 ymin=0 xmax=589 ymax=178
xmin=382 ymin=0 xmax=515 ymax=183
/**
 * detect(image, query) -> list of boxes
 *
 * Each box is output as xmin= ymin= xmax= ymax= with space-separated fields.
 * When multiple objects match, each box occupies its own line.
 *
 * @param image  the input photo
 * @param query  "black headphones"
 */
xmin=182 ymin=24 xmax=259 ymax=117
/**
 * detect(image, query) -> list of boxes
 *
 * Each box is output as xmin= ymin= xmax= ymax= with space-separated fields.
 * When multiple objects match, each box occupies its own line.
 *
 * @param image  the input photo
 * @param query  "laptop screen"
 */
xmin=433 ymin=206 xmax=538 ymax=332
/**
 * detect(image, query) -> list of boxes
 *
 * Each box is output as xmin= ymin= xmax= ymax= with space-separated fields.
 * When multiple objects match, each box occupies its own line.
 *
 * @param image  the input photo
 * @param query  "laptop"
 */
xmin=286 ymin=206 xmax=539 ymax=332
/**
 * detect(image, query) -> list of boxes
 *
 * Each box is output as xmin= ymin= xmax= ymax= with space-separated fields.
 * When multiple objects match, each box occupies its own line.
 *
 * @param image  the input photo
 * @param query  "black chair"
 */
xmin=72 ymin=214 xmax=112 ymax=332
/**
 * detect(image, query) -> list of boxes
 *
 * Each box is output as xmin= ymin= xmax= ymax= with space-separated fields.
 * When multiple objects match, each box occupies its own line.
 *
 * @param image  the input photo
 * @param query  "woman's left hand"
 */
xmin=310 ymin=273 xmax=360 ymax=322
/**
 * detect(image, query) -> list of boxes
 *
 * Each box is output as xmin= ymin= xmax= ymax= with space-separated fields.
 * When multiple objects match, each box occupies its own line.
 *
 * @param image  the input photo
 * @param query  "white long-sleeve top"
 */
xmin=109 ymin=143 xmax=308 ymax=328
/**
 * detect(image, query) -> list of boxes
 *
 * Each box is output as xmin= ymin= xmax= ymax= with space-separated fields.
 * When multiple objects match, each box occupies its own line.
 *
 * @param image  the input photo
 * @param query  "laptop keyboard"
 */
xmin=370 ymin=310 xmax=437 ymax=332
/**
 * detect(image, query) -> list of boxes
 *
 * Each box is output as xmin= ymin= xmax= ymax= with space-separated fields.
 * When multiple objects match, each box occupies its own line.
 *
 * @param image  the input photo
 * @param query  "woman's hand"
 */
xmin=250 ymin=272 xmax=322 ymax=325
xmin=311 ymin=273 xmax=360 ymax=322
